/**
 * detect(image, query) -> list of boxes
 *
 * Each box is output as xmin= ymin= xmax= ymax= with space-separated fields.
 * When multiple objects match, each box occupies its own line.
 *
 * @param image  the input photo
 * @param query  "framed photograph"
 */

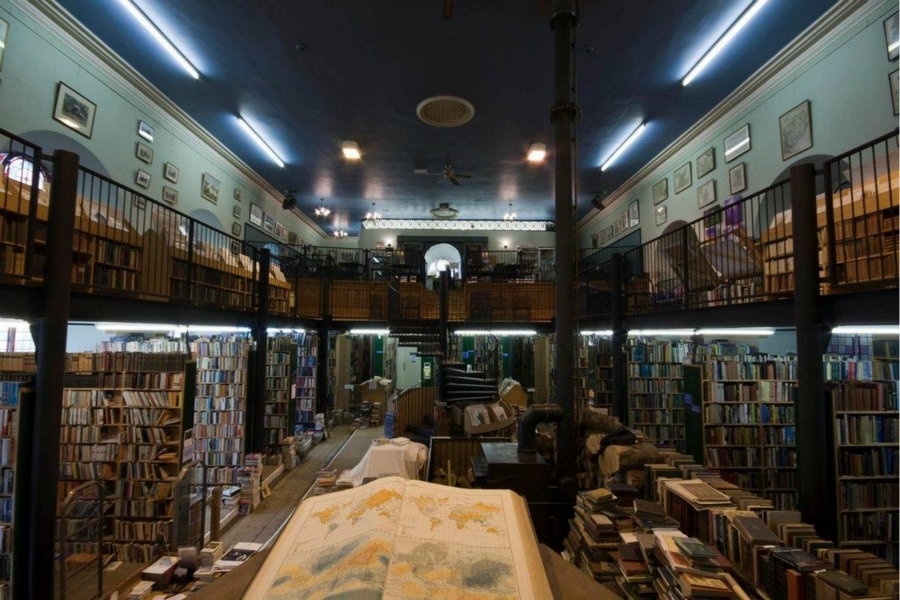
xmin=234 ymin=188 xmax=244 ymax=202
xmin=135 ymin=169 xmax=151 ymax=189
xmin=612 ymin=220 xmax=620 ymax=237
xmin=53 ymin=82 xmax=96 ymax=139
xmin=263 ymin=214 xmax=275 ymax=233
xmin=885 ymin=11 xmax=899 ymax=61
xmin=0 ymin=18 xmax=9 ymax=70
xmin=598 ymin=229 xmax=607 ymax=245
xmin=628 ymin=200 xmax=639 ymax=228
xmin=729 ymin=163 xmax=747 ymax=195
xmin=135 ymin=141 xmax=153 ymax=164
xmin=779 ymin=100 xmax=812 ymax=161
xmin=652 ymin=178 xmax=668 ymax=205
xmin=274 ymin=222 xmax=284 ymax=238
xmin=697 ymin=179 xmax=716 ymax=209
xmin=890 ymin=69 xmax=899 ymax=116
xmin=674 ymin=162 xmax=692 ymax=194
xmin=232 ymin=222 xmax=242 ymax=237
xmin=162 ymin=186 xmax=178 ymax=205
xmin=230 ymin=240 xmax=241 ymax=255
xmin=249 ymin=203 xmax=263 ymax=226
xmin=655 ymin=205 xmax=667 ymax=226
xmin=232 ymin=205 xmax=242 ymax=219
xmin=696 ymin=147 xmax=715 ymax=179
xmin=137 ymin=120 xmax=154 ymax=142
xmin=163 ymin=162 xmax=179 ymax=183
xmin=132 ymin=193 xmax=146 ymax=210
xmin=288 ymin=231 xmax=299 ymax=245
xmin=605 ymin=225 xmax=613 ymax=240
xmin=200 ymin=172 xmax=220 ymax=204
xmin=724 ymin=124 xmax=751 ymax=162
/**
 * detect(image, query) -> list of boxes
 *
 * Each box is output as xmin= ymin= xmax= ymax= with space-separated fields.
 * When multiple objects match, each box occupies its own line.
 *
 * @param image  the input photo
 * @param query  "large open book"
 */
xmin=244 ymin=476 xmax=552 ymax=599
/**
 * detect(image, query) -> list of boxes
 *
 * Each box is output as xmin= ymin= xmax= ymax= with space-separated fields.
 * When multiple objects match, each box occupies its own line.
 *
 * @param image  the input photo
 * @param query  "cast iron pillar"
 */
xmin=550 ymin=0 xmax=580 ymax=478
xmin=610 ymin=253 xmax=627 ymax=420
xmin=439 ymin=269 xmax=449 ymax=358
xmin=18 ymin=150 xmax=79 ymax=600
xmin=249 ymin=249 xmax=271 ymax=453
xmin=791 ymin=163 xmax=834 ymax=541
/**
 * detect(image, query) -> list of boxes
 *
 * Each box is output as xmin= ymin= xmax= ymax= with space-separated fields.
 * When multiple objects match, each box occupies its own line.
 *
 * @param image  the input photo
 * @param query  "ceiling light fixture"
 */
xmin=600 ymin=122 xmax=646 ymax=172
xmin=333 ymin=229 xmax=348 ymax=238
xmin=527 ymin=143 xmax=546 ymax=162
xmin=454 ymin=330 xmax=538 ymax=336
xmin=682 ymin=0 xmax=769 ymax=86
xmin=503 ymin=203 xmax=517 ymax=221
xmin=579 ymin=330 xmax=614 ymax=337
xmin=831 ymin=325 xmax=900 ymax=335
xmin=364 ymin=203 xmax=381 ymax=226
xmin=349 ymin=328 xmax=390 ymax=335
xmin=627 ymin=329 xmax=696 ymax=337
xmin=342 ymin=140 xmax=361 ymax=160
xmin=362 ymin=219 xmax=552 ymax=231
xmin=696 ymin=328 xmax=774 ymax=337
xmin=115 ymin=0 xmax=200 ymax=79
xmin=237 ymin=116 xmax=285 ymax=168
xmin=314 ymin=198 xmax=331 ymax=218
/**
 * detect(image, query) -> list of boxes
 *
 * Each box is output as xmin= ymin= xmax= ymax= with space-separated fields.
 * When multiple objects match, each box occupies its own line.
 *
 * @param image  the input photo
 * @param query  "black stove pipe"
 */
xmin=517 ymin=403 xmax=566 ymax=454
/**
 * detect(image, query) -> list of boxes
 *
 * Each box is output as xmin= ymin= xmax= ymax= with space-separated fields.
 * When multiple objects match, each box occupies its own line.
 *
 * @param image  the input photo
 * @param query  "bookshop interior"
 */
xmin=0 ymin=0 xmax=897 ymax=598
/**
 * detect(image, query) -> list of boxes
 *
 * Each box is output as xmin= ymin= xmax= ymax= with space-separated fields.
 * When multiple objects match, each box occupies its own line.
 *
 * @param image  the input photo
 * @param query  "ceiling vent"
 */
xmin=429 ymin=203 xmax=460 ymax=219
xmin=416 ymin=96 xmax=475 ymax=128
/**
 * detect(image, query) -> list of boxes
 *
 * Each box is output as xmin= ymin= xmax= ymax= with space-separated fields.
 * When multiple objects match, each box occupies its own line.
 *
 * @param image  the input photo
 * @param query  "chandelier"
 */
xmin=364 ymin=202 xmax=381 ymax=226
xmin=314 ymin=198 xmax=331 ymax=218
xmin=333 ymin=229 xmax=348 ymax=238
xmin=503 ymin=203 xmax=517 ymax=221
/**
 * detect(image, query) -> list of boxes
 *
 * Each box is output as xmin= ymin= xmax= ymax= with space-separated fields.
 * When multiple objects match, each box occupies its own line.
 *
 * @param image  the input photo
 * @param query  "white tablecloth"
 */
xmin=339 ymin=442 xmax=427 ymax=487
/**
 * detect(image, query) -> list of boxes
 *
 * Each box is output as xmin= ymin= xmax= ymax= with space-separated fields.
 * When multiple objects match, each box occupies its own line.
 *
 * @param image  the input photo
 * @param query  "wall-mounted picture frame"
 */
xmin=673 ymin=162 xmax=692 ymax=194
xmin=162 ymin=186 xmax=178 ymax=205
xmin=249 ymin=203 xmax=263 ymax=226
xmin=53 ymin=82 xmax=96 ymax=139
xmin=890 ymin=69 xmax=899 ymax=116
xmin=0 ymin=18 xmax=9 ymax=71
xmin=263 ymin=214 xmax=275 ymax=233
xmin=234 ymin=188 xmax=244 ymax=202
xmin=132 ymin=193 xmax=146 ymax=210
xmin=697 ymin=179 xmax=716 ymax=209
xmin=163 ymin=162 xmax=179 ymax=183
xmin=618 ymin=211 xmax=628 ymax=232
xmin=200 ymin=172 xmax=220 ymax=204
xmin=232 ymin=222 xmax=242 ymax=237
xmin=652 ymin=178 xmax=668 ymax=205
xmin=230 ymin=240 xmax=241 ymax=255
xmin=628 ymin=200 xmax=639 ymax=228
xmin=655 ymin=205 xmax=667 ymax=226
xmin=136 ymin=141 xmax=153 ymax=164
xmin=288 ymin=231 xmax=299 ymax=245
xmin=605 ymin=225 xmax=613 ymax=240
xmin=729 ymin=163 xmax=747 ymax=195
xmin=779 ymin=99 xmax=812 ymax=161
xmin=274 ymin=222 xmax=284 ymax=239
xmin=135 ymin=169 xmax=151 ymax=189
xmin=137 ymin=120 xmax=154 ymax=143
xmin=598 ymin=229 xmax=607 ymax=245
xmin=724 ymin=124 xmax=750 ymax=163
xmin=885 ymin=11 xmax=899 ymax=61
xmin=232 ymin=205 xmax=242 ymax=219
xmin=696 ymin=147 xmax=715 ymax=179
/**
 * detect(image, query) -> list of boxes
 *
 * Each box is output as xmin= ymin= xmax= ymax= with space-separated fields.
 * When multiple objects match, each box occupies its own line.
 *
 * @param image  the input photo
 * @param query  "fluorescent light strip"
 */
xmin=454 ymin=330 xmax=538 ymax=336
xmin=527 ymin=143 xmax=546 ymax=162
xmin=238 ymin=117 xmax=285 ymax=168
xmin=0 ymin=319 xmax=30 ymax=329
xmin=115 ymin=0 xmax=200 ymax=79
xmin=268 ymin=328 xmax=306 ymax=334
xmin=362 ymin=219 xmax=551 ymax=231
xmin=832 ymin=325 xmax=900 ymax=335
xmin=349 ymin=329 xmax=390 ymax=335
xmin=600 ymin=122 xmax=646 ymax=172
xmin=342 ymin=140 xmax=361 ymax=160
xmin=628 ymin=329 xmax=696 ymax=337
xmin=579 ymin=330 xmax=614 ymax=337
xmin=683 ymin=0 xmax=769 ymax=86
xmin=696 ymin=328 xmax=774 ymax=336
xmin=95 ymin=323 xmax=250 ymax=334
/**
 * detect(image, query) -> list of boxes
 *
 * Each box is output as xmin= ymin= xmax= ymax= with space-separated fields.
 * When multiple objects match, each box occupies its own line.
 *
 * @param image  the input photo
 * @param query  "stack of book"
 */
xmin=606 ymin=482 xmax=640 ymax=507
xmin=126 ymin=580 xmax=154 ymax=599
xmin=633 ymin=499 xmax=680 ymax=531
xmin=314 ymin=467 xmax=338 ymax=494
xmin=221 ymin=485 xmax=241 ymax=513
xmin=652 ymin=529 xmax=744 ymax=598
xmin=564 ymin=491 xmax=624 ymax=582
xmin=281 ymin=436 xmax=297 ymax=470
xmin=199 ymin=541 xmax=224 ymax=570
xmin=816 ymin=549 xmax=898 ymax=597
xmin=237 ymin=466 xmax=261 ymax=513
xmin=765 ymin=547 xmax=834 ymax=598
xmin=614 ymin=539 xmax=654 ymax=596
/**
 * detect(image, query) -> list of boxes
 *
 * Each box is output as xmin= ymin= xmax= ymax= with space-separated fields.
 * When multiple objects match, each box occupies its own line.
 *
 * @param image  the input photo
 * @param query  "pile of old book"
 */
xmin=281 ymin=436 xmax=297 ymax=470
xmin=236 ymin=466 xmax=261 ymax=514
xmin=314 ymin=467 xmax=338 ymax=494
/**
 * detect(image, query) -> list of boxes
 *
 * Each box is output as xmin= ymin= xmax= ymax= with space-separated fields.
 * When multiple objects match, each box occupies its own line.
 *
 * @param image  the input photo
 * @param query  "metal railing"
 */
xmin=56 ymin=480 xmax=105 ymax=600
xmin=0 ymin=131 xmax=44 ymax=282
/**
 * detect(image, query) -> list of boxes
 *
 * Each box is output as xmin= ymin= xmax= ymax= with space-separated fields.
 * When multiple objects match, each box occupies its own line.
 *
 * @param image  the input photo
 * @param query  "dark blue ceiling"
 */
xmin=55 ymin=0 xmax=836 ymax=236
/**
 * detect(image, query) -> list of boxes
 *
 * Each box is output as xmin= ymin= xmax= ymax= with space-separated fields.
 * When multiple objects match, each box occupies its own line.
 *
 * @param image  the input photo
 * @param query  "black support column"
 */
xmin=549 ymin=0 xmax=580 ymax=479
xmin=249 ymin=249 xmax=271 ymax=453
xmin=610 ymin=253 xmax=627 ymax=420
xmin=791 ymin=163 xmax=835 ymax=541
xmin=17 ymin=150 xmax=79 ymax=600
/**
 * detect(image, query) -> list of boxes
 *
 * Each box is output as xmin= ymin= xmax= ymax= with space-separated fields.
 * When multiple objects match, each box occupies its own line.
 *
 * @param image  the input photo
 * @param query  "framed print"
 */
xmin=288 ymin=231 xmax=299 ymax=245
xmin=618 ymin=211 xmax=628 ymax=232
xmin=53 ymin=82 xmax=96 ymax=139
xmin=628 ymin=200 xmax=639 ymax=228
xmin=598 ymin=229 xmax=607 ymax=245
xmin=697 ymin=179 xmax=716 ymax=209
xmin=232 ymin=222 xmax=242 ymax=237
xmin=200 ymin=172 xmax=220 ymax=204
xmin=136 ymin=142 xmax=153 ymax=164
xmin=135 ymin=169 xmax=151 ymax=189
xmin=696 ymin=147 xmax=715 ymax=179
xmin=655 ymin=205 xmax=667 ymax=226
xmin=232 ymin=205 xmax=242 ymax=219
xmin=234 ymin=188 xmax=244 ymax=202
xmin=137 ymin=120 xmax=154 ymax=142
xmin=729 ymin=163 xmax=747 ymax=195
xmin=163 ymin=162 xmax=179 ymax=183
xmin=132 ymin=193 xmax=146 ymax=209
xmin=0 ymin=18 xmax=8 ymax=70
xmin=724 ymin=124 xmax=751 ymax=162
xmin=674 ymin=162 xmax=692 ymax=194
xmin=263 ymin=214 xmax=275 ymax=233
xmin=230 ymin=240 xmax=241 ymax=255
xmin=249 ymin=203 xmax=263 ymax=226
xmin=885 ymin=11 xmax=899 ymax=61
xmin=612 ymin=221 xmax=620 ymax=237
xmin=780 ymin=100 xmax=812 ymax=161
xmin=605 ymin=225 xmax=613 ymax=240
xmin=652 ymin=178 xmax=668 ymax=205
xmin=274 ymin=222 xmax=284 ymax=238
xmin=162 ymin=186 xmax=178 ymax=205
xmin=891 ymin=70 xmax=899 ymax=116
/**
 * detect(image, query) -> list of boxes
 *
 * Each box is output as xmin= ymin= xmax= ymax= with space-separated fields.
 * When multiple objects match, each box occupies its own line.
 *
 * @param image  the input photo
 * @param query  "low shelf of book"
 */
xmin=0 ymin=380 xmax=30 ymax=598
xmin=294 ymin=333 xmax=318 ymax=436
xmin=627 ymin=340 xmax=689 ymax=452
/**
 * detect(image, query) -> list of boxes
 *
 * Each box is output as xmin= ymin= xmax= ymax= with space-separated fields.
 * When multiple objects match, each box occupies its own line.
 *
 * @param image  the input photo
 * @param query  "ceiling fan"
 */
xmin=432 ymin=163 xmax=471 ymax=186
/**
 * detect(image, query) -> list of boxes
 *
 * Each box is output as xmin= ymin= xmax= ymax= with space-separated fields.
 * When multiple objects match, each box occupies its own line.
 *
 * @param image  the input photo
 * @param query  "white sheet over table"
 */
xmin=339 ymin=442 xmax=427 ymax=486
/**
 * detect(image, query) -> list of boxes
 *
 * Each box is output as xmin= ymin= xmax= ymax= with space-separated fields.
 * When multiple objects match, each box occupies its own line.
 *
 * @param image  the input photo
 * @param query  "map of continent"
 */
xmin=405 ymin=493 xmax=507 ymax=538
xmin=301 ymin=487 xmax=404 ymax=542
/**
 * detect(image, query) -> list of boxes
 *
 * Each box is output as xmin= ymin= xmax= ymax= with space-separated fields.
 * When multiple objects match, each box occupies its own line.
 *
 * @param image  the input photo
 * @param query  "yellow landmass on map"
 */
xmin=409 ymin=494 xmax=450 ymax=530
xmin=310 ymin=504 xmax=341 ymax=525
xmin=448 ymin=501 xmax=502 ymax=530
xmin=346 ymin=488 xmax=403 ymax=522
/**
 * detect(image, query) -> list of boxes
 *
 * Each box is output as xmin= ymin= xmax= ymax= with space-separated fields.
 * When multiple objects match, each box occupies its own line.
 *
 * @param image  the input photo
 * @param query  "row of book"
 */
xmin=65 ymin=352 xmax=190 ymax=373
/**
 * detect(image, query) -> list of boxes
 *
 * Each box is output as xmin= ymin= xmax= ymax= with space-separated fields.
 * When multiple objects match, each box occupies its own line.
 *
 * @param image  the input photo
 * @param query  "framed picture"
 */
xmin=132 ymin=193 xmax=146 ymax=210
xmin=0 ymin=18 xmax=9 ymax=70
xmin=232 ymin=205 xmax=242 ymax=219
xmin=200 ymin=172 xmax=220 ymax=204
xmin=885 ymin=11 xmax=899 ymax=61
xmin=598 ymin=229 xmax=607 ymax=245
xmin=652 ymin=178 xmax=668 ymax=205
xmin=135 ymin=169 xmax=151 ymax=189
xmin=249 ymin=203 xmax=263 ymax=226
xmin=263 ymin=214 xmax=275 ymax=233
xmin=53 ymin=82 xmax=96 ymax=139
xmin=655 ymin=205 xmax=667 ymax=226
xmin=612 ymin=220 xmax=620 ymax=236
xmin=724 ymin=124 xmax=751 ymax=162
xmin=137 ymin=120 xmax=154 ymax=142
xmin=288 ymin=231 xmax=299 ymax=245
xmin=136 ymin=142 xmax=153 ymax=164
xmin=618 ymin=211 xmax=628 ymax=232
xmin=696 ymin=147 xmax=715 ymax=179
xmin=232 ymin=222 xmax=242 ymax=237
xmin=729 ymin=163 xmax=747 ymax=195
xmin=697 ymin=179 xmax=716 ymax=209
xmin=162 ymin=186 xmax=178 ymax=205
xmin=605 ymin=225 xmax=613 ymax=240
xmin=674 ymin=162 xmax=692 ymax=194
xmin=628 ymin=200 xmax=639 ymax=227
xmin=779 ymin=100 xmax=812 ymax=161
xmin=274 ymin=222 xmax=284 ymax=238
xmin=890 ymin=69 xmax=899 ymax=116
xmin=234 ymin=188 xmax=244 ymax=202
xmin=163 ymin=162 xmax=179 ymax=183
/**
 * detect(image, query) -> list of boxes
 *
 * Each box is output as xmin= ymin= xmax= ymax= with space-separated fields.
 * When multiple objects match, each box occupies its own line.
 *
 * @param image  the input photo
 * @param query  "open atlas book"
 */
xmin=244 ymin=476 xmax=552 ymax=599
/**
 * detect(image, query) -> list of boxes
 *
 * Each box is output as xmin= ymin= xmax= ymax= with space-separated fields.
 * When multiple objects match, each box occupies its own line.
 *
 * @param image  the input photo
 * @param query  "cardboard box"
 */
xmin=464 ymin=399 xmax=516 ymax=435
xmin=498 ymin=378 xmax=527 ymax=408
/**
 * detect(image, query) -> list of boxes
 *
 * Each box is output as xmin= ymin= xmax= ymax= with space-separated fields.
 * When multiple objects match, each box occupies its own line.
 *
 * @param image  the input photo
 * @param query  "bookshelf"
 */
xmin=295 ymin=332 xmax=318 ymax=434
xmin=0 ymin=381 xmax=30 ymax=597
xmin=263 ymin=336 xmax=295 ymax=454
xmin=594 ymin=337 xmax=615 ymax=415
xmin=627 ymin=339 xmax=689 ymax=451
xmin=190 ymin=337 xmax=251 ymax=484
xmin=698 ymin=344 xmax=798 ymax=509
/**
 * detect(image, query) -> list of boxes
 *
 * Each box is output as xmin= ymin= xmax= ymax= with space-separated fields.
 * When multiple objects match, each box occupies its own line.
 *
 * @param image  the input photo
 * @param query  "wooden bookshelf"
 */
xmin=0 ymin=380 xmax=30 ymax=597
xmin=295 ymin=332 xmax=318 ymax=434
xmin=594 ymin=337 xmax=615 ymax=415
xmin=263 ymin=336 xmax=295 ymax=454
xmin=626 ymin=339 xmax=689 ymax=451
xmin=575 ymin=341 xmax=592 ymax=412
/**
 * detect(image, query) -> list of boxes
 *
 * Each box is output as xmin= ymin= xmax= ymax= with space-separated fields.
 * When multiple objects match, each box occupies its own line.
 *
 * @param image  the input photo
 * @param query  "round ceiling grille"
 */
xmin=416 ymin=96 xmax=475 ymax=127
xmin=429 ymin=203 xmax=459 ymax=219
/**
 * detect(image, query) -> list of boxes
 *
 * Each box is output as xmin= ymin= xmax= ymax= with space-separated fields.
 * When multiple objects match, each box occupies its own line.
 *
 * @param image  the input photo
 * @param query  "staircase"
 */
xmin=441 ymin=362 xmax=498 ymax=404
